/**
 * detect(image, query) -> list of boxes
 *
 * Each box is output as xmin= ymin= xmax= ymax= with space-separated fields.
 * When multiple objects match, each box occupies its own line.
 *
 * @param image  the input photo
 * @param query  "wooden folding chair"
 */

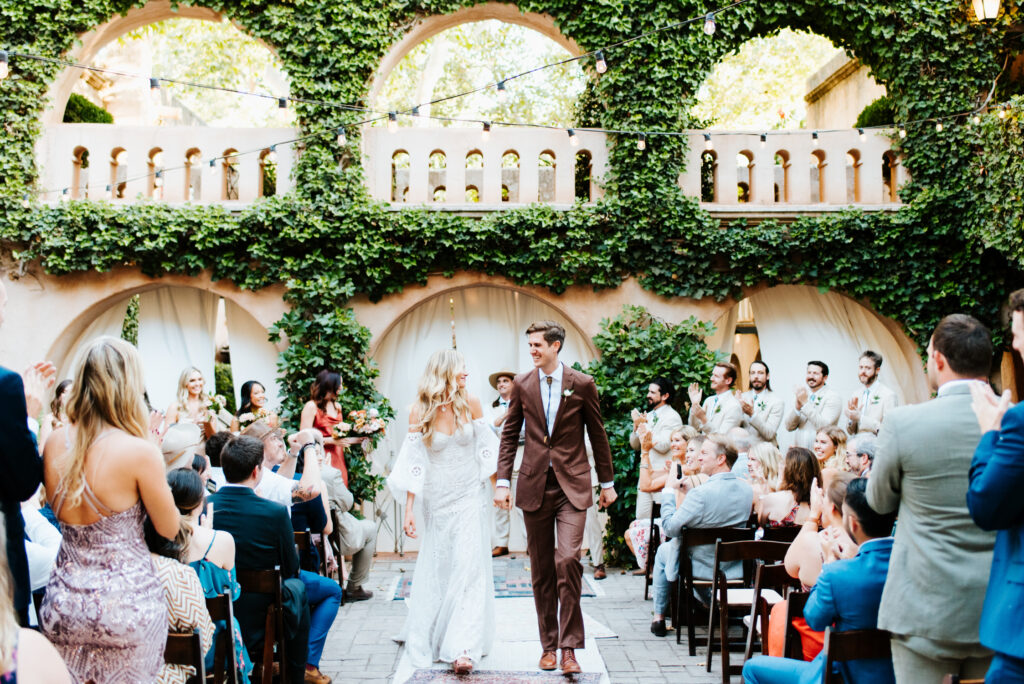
xmin=236 ymin=566 xmax=288 ymax=684
xmin=821 ymin=626 xmax=891 ymax=684
xmin=761 ymin=525 xmax=802 ymax=543
xmin=742 ymin=562 xmax=801 ymax=661
xmin=328 ymin=509 xmax=349 ymax=592
xmin=707 ymin=540 xmax=792 ymax=680
xmin=165 ymin=629 xmax=206 ymax=684
xmin=205 ymin=593 xmax=239 ymax=684
xmin=783 ymin=590 xmax=811 ymax=660
xmin=644 ymin=502 xmax=661 ymax=600
xmin=674 ymin=526 xmax=755 ymax=654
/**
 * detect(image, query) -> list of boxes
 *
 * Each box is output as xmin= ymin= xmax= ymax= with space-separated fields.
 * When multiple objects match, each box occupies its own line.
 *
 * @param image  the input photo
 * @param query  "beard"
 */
xmin=750 ymin=379 xmax=766 ymax=391
xmin=646 ymin=396 xmax=659 ymax=410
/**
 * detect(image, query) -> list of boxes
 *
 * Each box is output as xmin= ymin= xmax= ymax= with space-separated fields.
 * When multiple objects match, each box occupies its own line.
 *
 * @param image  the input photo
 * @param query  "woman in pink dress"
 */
xmin=300 ymin=370 xmax=364 ymax=486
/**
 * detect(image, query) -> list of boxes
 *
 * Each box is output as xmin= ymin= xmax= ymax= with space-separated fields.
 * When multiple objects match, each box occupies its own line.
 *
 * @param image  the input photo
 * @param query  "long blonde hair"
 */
xmin=818 ymin=426 xmax=849 ymax=471
xmin=59 ymin=336 xmax=149 ymax=510
xmin=749 ymin=442 xmax=783 ymax=490
xmin=0 ymin=519 xmax=18 ymax=673
xmin=175 ymin=366 xmax=210 ymax=413
xmin=413 ymin=349 xmax=470 ymax=446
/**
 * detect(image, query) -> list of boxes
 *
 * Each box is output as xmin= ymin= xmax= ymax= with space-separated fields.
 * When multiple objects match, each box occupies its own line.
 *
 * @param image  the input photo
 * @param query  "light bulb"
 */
xmin=858 ymin=127 xmax=866 ymax=141
xmin=482 ymin=121 xmax=491 ymax=141
xmin=760 ymin=133 xmax=766 ymax=148
xmin=497 ymin=81 xmax=507 ymax=103
xmin=637 ymin=133 xmax=646 ymax=151
xmin=972 ymin=114 xmax=981 ymax=125
xmin=411 ymin=105 xmax=420 ymax=117
xmin=387 ymin=111 xmax=397 ymax=133
xmin=898 ymin=124 xmax=907 ymax=138
xmin=149 ymin=77 xmax=160 ymax=105
xmin=278 ymin=97 xmax=287 ymax=109
xmin=0 ymin=51 xmax=9 ymax=80
xmin=703 ymin=13 xmax=716 ymax=35
xmin=704 ymin=133 xmax=713 ymax=151
xmin=812 ymin=131 xmax=819 ymax=146
xmin=999 ymin=107 xmax=1008 ymax=119
xmin=935 ymin=121 xmax=943 ymax=132
xmin=336 ymin=128 xmax=347 ymax=147
xmin=568 ymin=128 xmax=579 ymax=147
xmin=595 ymin=50 xmax=607 ymax=74
xmin=208 ymin=159 xmax=217 ymax=176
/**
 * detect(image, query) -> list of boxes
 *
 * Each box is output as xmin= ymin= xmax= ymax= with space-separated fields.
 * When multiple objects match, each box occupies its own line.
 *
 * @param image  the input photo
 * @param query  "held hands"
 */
xmin=970 ymin=381 xmax=1011 ymax=434
xmin=493 ymin=486 xmax=511 ymax=510
xmin=598 ymin=486 xmax=618 ymax=509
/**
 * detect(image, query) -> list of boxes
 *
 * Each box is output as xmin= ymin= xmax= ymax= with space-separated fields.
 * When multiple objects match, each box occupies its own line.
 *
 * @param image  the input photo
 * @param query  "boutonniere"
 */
xmin=651 ymin=413 xmax=659 ymax=425
xmin=870 ymin=395 xmax=880 ymax=405
xmin=714 ymin=402 xmax=722 ymax=414
xmin=812 ymin=394 xmax=822 ymax=406
xmin=563 ymin=389 xmax=574 ymax=398
xmin=756 ymin=399 xmax=766 ymax=411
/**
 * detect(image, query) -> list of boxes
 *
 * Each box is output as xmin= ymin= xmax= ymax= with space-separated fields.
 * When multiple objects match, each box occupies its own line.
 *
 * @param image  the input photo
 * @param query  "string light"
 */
xmin=336 ymin=127 xmax=347 ymax=146
xmin=858 ymin=127 xmax=866 ymax=141
xmin=149 ymin=77 xmax=160 ymax=105
xmin=0 ymin=50 xmax=9 ymax=80
xmin=278 ymin=97 xmax=287 ymax=109
xmin=898 ymin=123 xmax=907 ymax=138
xmin=411 ymin=105 xmax=420 ymax=117
xmin=266 ymin=146 xmax=278 ymax=163
xmin=637 ymin=133 xmax=646 ymax=151
xmin=595 ymin=50 xmax=608 ymax=74
xmin=387 ymin=111 xmax=398 ymax=133
xmin=497 ymin=80 xmax=508 ymax=103
xmin=935 ymin=121 xmax=943 ymax=132
xmin=704 ymin=133 xmax=713 ymax=151
xmin=482 ymin=121 xmax=491 ymax=141
xmin=812 ymin=131 xmax=819 ymax=146
xmin=759 ymin=133 xmax=766 ymax=148
xmin=567 ymin=128 xmax=579 ymax=147
xmin=703 ymin=13 xmax=717 ymax=35
xmin=105 ymin=184 xmax=112 ymax=194
xmin=999 ymin=107 xmax=1008 ymax=119
xmin=972 ymin=114 xmax=982 ymax=125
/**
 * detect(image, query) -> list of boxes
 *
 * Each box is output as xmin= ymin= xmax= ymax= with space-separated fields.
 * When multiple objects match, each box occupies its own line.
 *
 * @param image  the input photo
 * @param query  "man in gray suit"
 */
xmin=867 ymin=314 xmax=996 ymax=683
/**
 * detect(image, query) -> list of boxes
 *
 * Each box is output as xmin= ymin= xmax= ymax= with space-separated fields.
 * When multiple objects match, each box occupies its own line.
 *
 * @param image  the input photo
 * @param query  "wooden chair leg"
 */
xmin=718 ymin=594 xmax=731 ymax=681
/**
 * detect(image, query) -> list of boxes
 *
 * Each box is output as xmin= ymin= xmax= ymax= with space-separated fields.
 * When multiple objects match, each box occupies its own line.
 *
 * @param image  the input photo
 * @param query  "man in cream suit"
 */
xmin=846 ymin=350 xmax=898 ymax=435
xmin=629 ymin=378 xmax=682 ymax=519
xmin=489 ymin=369 xmax=524 ymax=557
xmin=688 ymin=362 xmax=742 ymax=436
xmin=867 ymin=315 xmax=996 ymax=683
xmin=738 ymin=361 xmax=783 ymax=446
xmin=784 ymin=360 xmax=842 ymax=448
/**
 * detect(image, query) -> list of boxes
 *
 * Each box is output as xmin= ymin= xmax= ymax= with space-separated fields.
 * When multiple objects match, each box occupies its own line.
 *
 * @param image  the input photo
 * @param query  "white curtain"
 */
xmin=370 ymin=286 xmax=596 ymax=551
xmin=137 ymin=287 xmax=219 ymax=412
xmin=57 ymin=297 xmax=132 ymax=383
xmin=224 ymin=299 xmax=282 ymax=413
xmin=746 ymin=285 xmax=929 ymax=450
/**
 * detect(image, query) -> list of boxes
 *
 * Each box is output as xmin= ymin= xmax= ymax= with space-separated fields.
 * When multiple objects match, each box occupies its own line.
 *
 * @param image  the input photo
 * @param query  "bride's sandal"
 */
xmin=453 ymin=656 xmax=473 ymax=674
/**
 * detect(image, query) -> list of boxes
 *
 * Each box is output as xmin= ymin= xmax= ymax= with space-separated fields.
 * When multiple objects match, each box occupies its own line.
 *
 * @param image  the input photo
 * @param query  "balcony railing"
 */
xmin=36 ymin=124 xmax=906 ymax=210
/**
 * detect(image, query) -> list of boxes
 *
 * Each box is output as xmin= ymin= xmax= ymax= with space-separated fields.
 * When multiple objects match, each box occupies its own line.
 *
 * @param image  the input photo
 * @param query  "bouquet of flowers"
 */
xmin=207 ymin=394 xmax=228 ymax=415
xmin=237 ymin=406 xmax=278 ymax=430
xmin=333 ymin=408 xmax=385 ymax=438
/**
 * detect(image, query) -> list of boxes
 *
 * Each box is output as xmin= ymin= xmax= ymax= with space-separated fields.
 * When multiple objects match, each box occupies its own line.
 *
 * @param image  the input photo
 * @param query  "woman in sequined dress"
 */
xmin=39 ymin=336 xmax=181 ymax=684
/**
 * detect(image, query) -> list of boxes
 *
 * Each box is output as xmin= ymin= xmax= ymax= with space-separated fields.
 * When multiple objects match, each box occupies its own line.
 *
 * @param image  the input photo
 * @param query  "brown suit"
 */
xmin=498 ymin=364 xmax=614 ymax=651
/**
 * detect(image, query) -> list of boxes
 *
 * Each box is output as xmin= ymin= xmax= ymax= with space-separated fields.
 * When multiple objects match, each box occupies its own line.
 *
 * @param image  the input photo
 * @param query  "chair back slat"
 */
xmin=165 ymin=630 xmax=206 ymax=680
xmin=783 ymin=590 xmax=811 ymax=660
xmin=204 ymin=593 xmax=239 ymax=684
xmin=744 ymin=562 xmax=801 ymax=662
xmin=761 ymin=525 xmax=802 ymax=543
xmin=821 ymin=627 xmax=892 ymax=684
xmin=643 ymin=502 xmax=662 ymax=600
xmin=235 ymin=566 xmax=287 ymax=684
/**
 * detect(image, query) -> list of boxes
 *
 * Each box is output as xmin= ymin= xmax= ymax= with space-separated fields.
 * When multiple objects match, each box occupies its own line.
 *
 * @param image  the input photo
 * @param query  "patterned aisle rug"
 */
xmin=402 ymin=670 xmax=603 ymax=683
xmin=393 ymin=558 xmax=599 ymax=600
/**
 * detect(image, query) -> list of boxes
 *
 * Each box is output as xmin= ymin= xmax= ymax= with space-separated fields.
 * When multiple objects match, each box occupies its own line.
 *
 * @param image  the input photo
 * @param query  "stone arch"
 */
xmin=367 ymin=2 xmax=584 ymax=106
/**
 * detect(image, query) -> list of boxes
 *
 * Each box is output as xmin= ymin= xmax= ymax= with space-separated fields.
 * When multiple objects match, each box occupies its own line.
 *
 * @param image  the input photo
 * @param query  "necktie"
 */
xmin=545 ymin=376 xmax=554 ymax=436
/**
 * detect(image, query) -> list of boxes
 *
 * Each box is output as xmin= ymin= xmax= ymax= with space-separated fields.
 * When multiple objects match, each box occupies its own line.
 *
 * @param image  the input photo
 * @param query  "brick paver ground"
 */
xmin=318 ymin=553 xmax=725 ymax=683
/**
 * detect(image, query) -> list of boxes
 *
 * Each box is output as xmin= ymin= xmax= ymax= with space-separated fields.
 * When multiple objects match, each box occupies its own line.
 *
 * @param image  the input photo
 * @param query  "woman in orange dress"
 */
xmin=300 ymin=370 xmax=364 ymax=485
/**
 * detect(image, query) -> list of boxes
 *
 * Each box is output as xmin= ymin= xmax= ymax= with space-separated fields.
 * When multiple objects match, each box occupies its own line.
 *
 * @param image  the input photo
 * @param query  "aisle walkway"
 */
xmin=317 ymin=553 xmax=722 ymax=683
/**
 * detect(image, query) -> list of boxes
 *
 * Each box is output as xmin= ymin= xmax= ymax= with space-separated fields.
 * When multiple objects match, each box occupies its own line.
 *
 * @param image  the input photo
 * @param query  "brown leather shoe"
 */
xmin=539 ymin=650 xmax=558 ymax=670
xmin=343 ymin=585 xmax=373 ymax=602
xmin=561 ymin=648 xmax=582 ymax=674
xmin=593 ymin=564 xmax=606 ymax=580
xmin=492 ymin=546 xmax=509 ymax=557
xmin=304 ymin=664 xmax=332 ymax=684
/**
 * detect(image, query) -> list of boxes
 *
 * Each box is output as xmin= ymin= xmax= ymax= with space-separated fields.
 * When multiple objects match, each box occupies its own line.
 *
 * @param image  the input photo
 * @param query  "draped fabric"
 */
xmin=58 ymin=296 xmax=131 ymax=382
xmin=224 ymin=298 xmax=282 ymax=412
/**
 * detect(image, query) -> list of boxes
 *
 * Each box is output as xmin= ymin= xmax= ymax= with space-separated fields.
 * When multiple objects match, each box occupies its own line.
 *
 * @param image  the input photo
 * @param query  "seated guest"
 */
xmin=649 ymin=434 xmax=753 ymax=636
xmin=757 ymin=447 xmax=820 ymax=528
xmin=748 ymin=442 xmax=783 ymax=502
xmin=727 ymin=426 xmax=753 ymax=478
xmin=742 ymin=478 xmax=897 ymax=684
xmin=241 ymin=421 xmax=322 ymax=510
xmin=205 ymin=430 xmax=231 ymax=490
xmin=190 ymin=453 xmax=212 ymax=490
xmin=845 ymin=434 xmax=877 ymax=477
xmin=210 ymin=436 xmax=313 ymax=684
xmin=812 ymin=427 xmax=848 ymax=472
xmin=38 ymin=379 xmax=72 ymax=453
xmin=162 ymin=422 xmax=203 ymax=472
xmin=143 ymin=510 xmax=215 ymax=684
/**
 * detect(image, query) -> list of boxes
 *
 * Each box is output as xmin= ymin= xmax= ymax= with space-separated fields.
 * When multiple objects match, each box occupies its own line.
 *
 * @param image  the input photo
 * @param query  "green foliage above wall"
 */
xmin=855 ymin=95 xmax=896 ymax=129
xmin=2 ymin=0 xmax=1024 ymax=505
xmin=62 ymin=92 xmax=113 ymax=123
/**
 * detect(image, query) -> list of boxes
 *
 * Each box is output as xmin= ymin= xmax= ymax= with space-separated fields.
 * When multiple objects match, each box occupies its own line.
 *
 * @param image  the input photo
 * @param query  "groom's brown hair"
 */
xmin=526 ymin=320 xmax=566 ymax=349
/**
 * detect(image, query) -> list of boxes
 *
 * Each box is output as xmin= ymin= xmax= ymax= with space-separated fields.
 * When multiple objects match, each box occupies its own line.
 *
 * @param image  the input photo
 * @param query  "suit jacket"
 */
xmin=847 ymin=381 xmax=898 ymax=435
xmin=968 ymin=400 xmax=1024 ymax=659
xmin=784 ymin=384 xmax=842 ymax=448
xmin=688 ymin=391 xmax=742 ymax=435
xmin=0 ymin=366 xmax=43 ymax=620
xmin=628 ymin=403 xmax=683 ymax=469
xmin=867 ymin=383 xmax=995 ymax=645
xmin=740 ymin=389 xmax=784 ymax=445
xmin=498 ymin=364 xmax=613 ymax=512
xmin=210 ymin=485 xmax=304 ymax=646
xmin=659 ymin=472 xmax=752 ymax=581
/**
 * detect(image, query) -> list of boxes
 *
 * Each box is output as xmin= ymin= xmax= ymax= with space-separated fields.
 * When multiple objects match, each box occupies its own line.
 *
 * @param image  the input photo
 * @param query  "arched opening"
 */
xmin=184 ymin=147 xmax=202 ymax=200
xmin=465 ymin=185 xmax=481 ymax=203
xmin=428 ymin=150 xmax=447 ymax=202
xmin=773 ymin=151 xmax=790 ymax=203
xmin=258 ymin=148 xmax=277 ymax=197
xmin=574 ymin=150 xmax=593 ymax=202
xmin=502 ymin=150 xmax=520 ymax=203
xmin=538 ymin=150 xmax=556 ymax=202
xmin=465 ymin=150 xmax=484 ymax=201
xmin=883 ymin=150 xmax=900 ymax=202
xmin=737 ymin=150 xmax=754 ymax=203
xmin=392 ymin=150 xmax=410 ymax=202
xmin=147 ymin=147 xmax=164 ymax=199
xmin=433 ymin=186 xmax=447 ymax=202
xmin=810 ymin=150 xmax=826 ymax=203
xmin=109 ymin=147 xmax=127 ymax=198
xmin=221 ymin=148 xmax=239 ymax=200
xmin=846 ymin=149 xmax=861 ymax=203
xmin=71 ymin=146 xmax=90 ymax=199
xmin=701 ymin=150 xmax=718 ymax=203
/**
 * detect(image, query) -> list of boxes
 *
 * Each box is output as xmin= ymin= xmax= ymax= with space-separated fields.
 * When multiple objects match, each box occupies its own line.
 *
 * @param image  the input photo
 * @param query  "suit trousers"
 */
xmin=584 ymin=486 xmax=605 ymax=567
xmin=890 ymin=636 xmax=991 ymax=684
xmin=523 ymin=468 xmax=588 ymax=651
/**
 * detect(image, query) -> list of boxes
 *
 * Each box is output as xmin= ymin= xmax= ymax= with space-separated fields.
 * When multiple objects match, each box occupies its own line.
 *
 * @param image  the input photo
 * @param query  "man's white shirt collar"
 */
xmin=538 ymin=362 xmax=564 ymax=383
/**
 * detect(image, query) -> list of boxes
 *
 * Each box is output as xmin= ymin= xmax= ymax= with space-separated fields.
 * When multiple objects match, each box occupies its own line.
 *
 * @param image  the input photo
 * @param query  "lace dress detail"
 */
xmin=387 ymin=418 xmax=498 ymax=667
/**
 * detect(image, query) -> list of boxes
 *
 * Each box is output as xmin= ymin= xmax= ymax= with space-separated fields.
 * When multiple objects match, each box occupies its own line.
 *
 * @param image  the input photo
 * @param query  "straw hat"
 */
xmin=162 ymin=422 xmax=203 ymax=472
xmin=488 ymin=370 xmax=517 ymax=390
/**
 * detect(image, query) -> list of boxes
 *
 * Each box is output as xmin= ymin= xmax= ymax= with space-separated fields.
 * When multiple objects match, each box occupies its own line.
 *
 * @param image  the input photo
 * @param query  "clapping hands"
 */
xmin=23 ymin=361 xmax=56 ymax=418
xmin=970 ymin=381 xmax=1011 ymax=434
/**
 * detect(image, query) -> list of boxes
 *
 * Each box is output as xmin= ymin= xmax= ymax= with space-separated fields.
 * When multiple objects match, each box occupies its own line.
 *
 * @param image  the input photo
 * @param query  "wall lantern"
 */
xmin=972 ymin=0 xmax=1000 ymax=21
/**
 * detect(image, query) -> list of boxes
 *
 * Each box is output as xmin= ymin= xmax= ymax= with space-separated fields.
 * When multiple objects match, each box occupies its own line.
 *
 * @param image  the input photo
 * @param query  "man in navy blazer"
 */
xmin=742 ymin=477 xmax=897 ymax=684
xmin=968 ymin=288 xmax=1024 ymax=683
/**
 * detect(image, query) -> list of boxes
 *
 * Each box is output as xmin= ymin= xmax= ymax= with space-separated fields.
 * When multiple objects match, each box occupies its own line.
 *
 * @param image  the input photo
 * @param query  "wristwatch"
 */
xmin=298 ymin=442 xmax=317 ymax=458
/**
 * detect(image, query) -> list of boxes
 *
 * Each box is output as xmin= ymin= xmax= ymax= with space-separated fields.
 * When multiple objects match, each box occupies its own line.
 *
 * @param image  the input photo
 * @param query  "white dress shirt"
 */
xmin=539 ymin=363 xmax=564 ymax=436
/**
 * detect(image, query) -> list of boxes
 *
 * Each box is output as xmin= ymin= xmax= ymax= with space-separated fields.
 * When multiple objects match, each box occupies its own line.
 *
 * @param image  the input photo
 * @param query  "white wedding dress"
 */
xmin=387 ymin=418 xmax=498 ymax=667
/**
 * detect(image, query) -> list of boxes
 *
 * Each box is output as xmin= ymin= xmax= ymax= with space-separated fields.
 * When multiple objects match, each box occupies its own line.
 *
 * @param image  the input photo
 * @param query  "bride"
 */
xmin=387 ymin=349 xmax=498 ymax=674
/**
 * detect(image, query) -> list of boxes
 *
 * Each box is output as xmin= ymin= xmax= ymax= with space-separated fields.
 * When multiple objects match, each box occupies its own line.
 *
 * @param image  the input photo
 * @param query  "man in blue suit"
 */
xmin=742 ymin=477 xmax=897 ymax=684
xmin=968 ymin=288 xmax=1024 ymax=683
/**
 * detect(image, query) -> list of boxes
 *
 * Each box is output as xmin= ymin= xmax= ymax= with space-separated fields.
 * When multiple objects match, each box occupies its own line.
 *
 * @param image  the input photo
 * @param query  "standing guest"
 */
xmin=38 ymin=379 xmax=72 ymax=452
xmin=743 ymin=478 xmax=897 ymax=684
xmin=784 ymin=361 xmax=842 ymax=448
xmin=846 ymin=350 xmax=898 ymax=435
xmin=845 ymin=433 xmax=877 ymax=477
xmin=812 ymin=426 xmax=848 ymax=472
xmin=230 ymin=380 xmax=279 ymax=432
xmin=488 ymin=369 xmax=524 ymax=557
xmin=629 ymin=378 xmax=683 ymax=519
xmin=40 ymin=336 xmax=180 ymax=683
xmin=165 ymin=366 xmax=216 ymax=437
xmin=583 ymin=433 xmax=609 ymax=580
xmin=210 ymin=435 xmax=313 ymax=684
xmin=867 ymin=314 xmax=996 ymax=683
xmin=300 ymin=370 xmax=365 ymax=486
xmin=756 ymin=447 xmax=820 ymax=528
xmin=688 ymin=363 xmax=743 ymax=436
xmin=968 ymin=288 xmax=1024 ymax=684
xmin=739 ymin=361 xmax=784 ymax=446
xmin=0 ymin=519 xmax=72 ymax=683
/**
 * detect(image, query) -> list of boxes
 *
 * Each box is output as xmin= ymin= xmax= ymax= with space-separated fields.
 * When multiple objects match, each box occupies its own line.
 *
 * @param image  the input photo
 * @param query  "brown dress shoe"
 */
xmin=343 ymin=585 xmax=373 ymax=602
xmin=538 ymin=650 xmax=558 ymax=670
xmin=593 ymin=564 xmax=606 ymax=580
xmin=304 ymin=664 xmax=332 ymax=683
xmin=561 ymin=648 xmax=582 ymax=674
xmin=492 ymin=546 xmax=509 ymax=557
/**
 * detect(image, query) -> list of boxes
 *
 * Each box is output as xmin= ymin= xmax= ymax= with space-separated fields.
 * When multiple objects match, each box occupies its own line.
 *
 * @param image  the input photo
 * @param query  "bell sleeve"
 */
xmin=474 ymin=418 xmax=499 ymax=481
xmin=387 ymin=431 xmax=428 ymax=499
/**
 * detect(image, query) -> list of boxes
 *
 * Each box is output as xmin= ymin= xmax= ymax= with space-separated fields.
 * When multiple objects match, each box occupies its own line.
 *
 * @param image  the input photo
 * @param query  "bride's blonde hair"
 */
xmin=59 ymin=336 xmax=150 ymax=510
xmin=413 ymin=349 xmax=470 ymax=446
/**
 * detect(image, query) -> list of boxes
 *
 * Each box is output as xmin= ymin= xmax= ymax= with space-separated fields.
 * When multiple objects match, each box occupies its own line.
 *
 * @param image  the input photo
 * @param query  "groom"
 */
xmin=495 ymin=320 xmax=617 ymax=674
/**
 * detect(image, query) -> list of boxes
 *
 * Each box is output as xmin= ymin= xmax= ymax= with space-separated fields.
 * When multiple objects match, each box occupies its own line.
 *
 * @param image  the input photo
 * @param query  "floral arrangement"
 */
xmin=333 ymin=407 xmax=385 ymax=438
xmin=207 ymin=394 xmax=228 ymax=415
xmin=237 ymin=406 xmax=278 ymax=430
